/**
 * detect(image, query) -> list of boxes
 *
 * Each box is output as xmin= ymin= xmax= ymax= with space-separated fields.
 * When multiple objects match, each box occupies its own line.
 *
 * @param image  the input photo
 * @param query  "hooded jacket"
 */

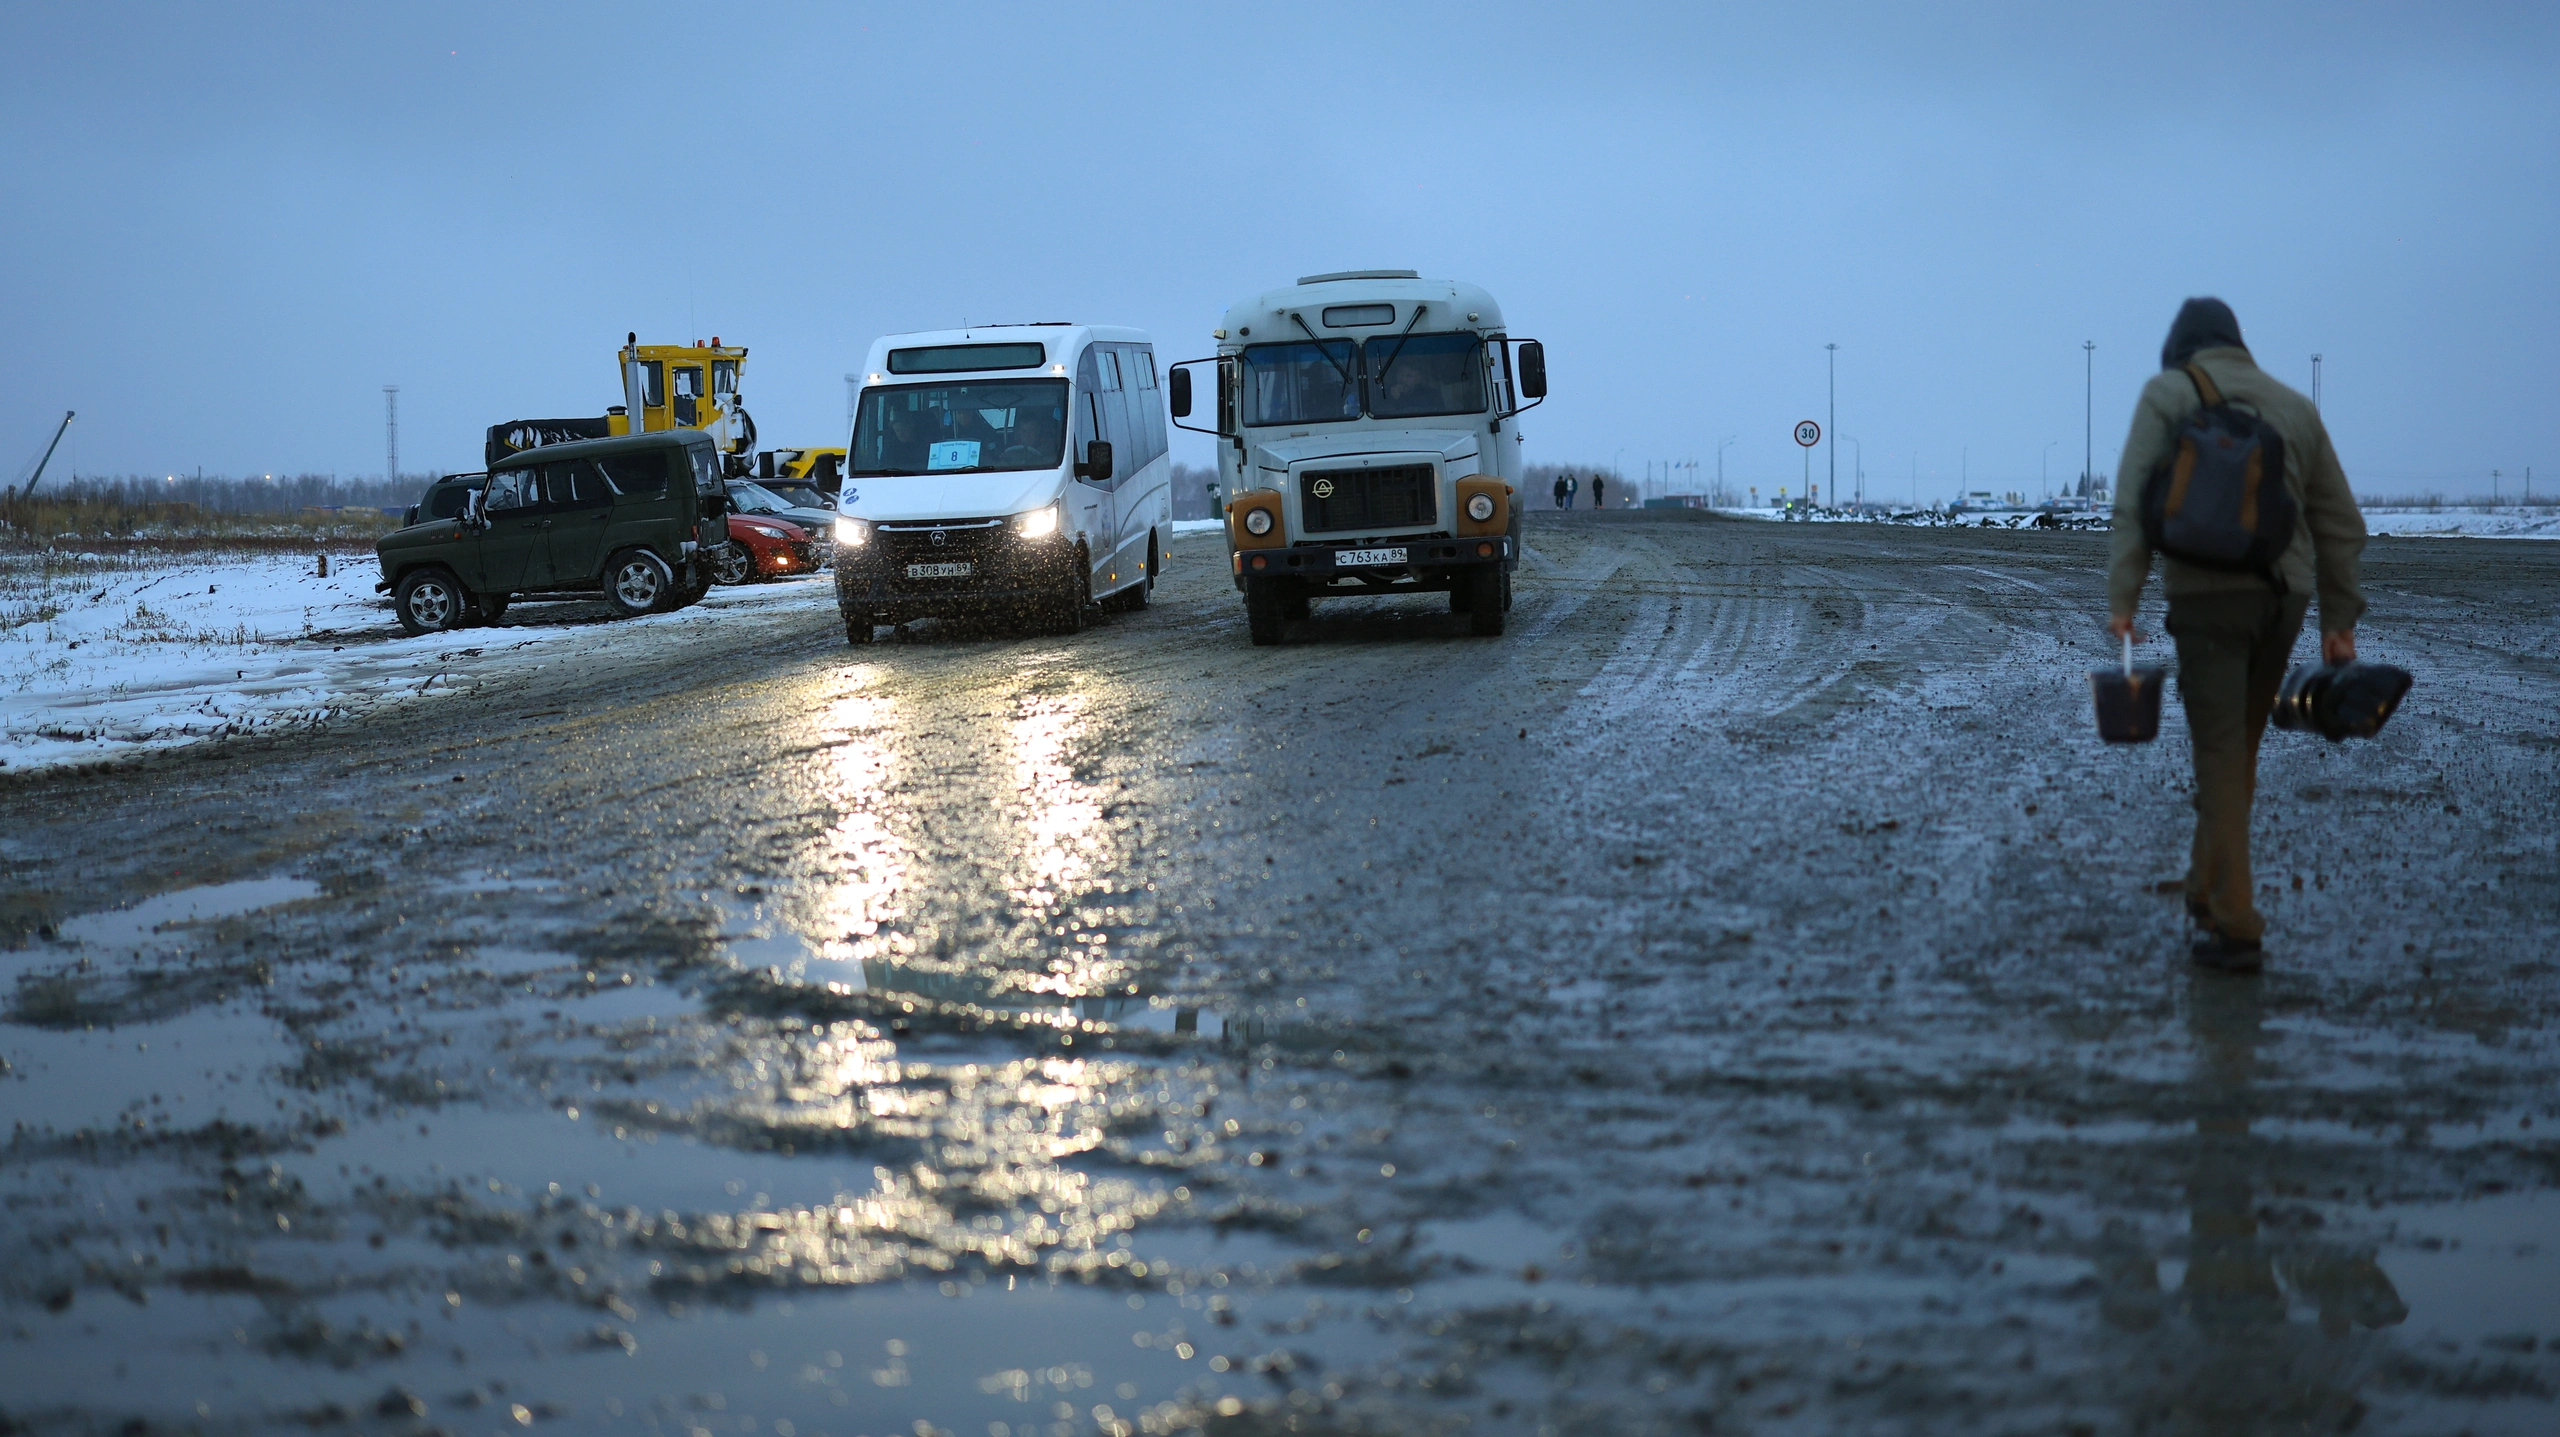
xmin=2107 ymin=303 xmax=2366 ymax=631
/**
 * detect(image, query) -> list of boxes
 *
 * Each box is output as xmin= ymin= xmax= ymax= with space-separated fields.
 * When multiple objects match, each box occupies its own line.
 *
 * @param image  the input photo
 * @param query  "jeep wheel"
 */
xmin=394 ymin=569 xmax=467 ymax=636
xmin=1245 ymin=576 xmax=1287 ymax=646
xmin=1466 ymin=566 xmax=1505 ymax=636
xmin=666 ymin=560 xmax=712 ymax=612
xmin=845 ymin=614 xmax=875 ymax=645
xmin=602 ymin=549 xmax=670 ymax=618
xmin=710 ymin=544 xmax=754 ymax=586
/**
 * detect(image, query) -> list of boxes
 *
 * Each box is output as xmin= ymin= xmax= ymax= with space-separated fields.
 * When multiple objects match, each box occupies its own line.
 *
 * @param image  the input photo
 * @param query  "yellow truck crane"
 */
xmin=486 ymin=334 xmax=757 ymax=474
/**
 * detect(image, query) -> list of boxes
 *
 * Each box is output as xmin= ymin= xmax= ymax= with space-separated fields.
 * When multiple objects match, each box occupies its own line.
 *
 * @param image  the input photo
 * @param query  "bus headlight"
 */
xmin=833 ymin=516 xmax=870 ymax=546
xmin=1466 ymin=493 xmax=1496 ymax=522
xmin=1243 ymin=508 xmax=1273 ymax=535
xmin=1014 ymin=503 xmax=1061 ymax=539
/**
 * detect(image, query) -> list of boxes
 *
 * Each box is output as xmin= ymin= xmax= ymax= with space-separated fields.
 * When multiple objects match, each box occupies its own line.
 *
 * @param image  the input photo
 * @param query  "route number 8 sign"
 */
xmin=1794 ymin=420 xmax=1822 ymax=447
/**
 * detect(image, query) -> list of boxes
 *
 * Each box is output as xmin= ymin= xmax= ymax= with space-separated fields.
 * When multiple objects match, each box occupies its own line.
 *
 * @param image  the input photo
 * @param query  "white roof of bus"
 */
xmin=1221 ymin=274 xmax=1505 ymax=338
xmin=858 ymin=325 xmax=1150 ymax=379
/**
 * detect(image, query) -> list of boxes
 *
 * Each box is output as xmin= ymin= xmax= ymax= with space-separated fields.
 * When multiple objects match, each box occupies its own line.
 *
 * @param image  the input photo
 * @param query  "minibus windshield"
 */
xmin=1241 ymin=341 xmax=1360 ymax=427
xmin=849 ymin=379 xmax=1070 ymax=476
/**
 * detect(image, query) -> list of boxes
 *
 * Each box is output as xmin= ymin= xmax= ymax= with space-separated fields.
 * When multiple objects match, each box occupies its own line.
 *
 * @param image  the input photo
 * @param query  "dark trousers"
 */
xmin=2165 ymin=590 xmax=2309 ymax=942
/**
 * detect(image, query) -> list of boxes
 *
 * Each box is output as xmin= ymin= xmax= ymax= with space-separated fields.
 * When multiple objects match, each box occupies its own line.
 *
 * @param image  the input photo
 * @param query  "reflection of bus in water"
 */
xmin=1169 ymin=272 xmax=1547 ymax=644
xmin=832 ymin=325 xmax=1171 ymax=644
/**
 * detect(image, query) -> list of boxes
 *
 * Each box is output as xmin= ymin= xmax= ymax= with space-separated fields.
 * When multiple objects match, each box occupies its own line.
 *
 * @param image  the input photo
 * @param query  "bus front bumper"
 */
xmin=1230 ymin=536 xmax=1512 ymax=590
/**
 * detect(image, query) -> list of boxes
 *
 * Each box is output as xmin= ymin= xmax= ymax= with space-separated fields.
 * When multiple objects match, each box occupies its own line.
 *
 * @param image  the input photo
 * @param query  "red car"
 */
xmin=712 ymin=514 xmax=821 ymax=584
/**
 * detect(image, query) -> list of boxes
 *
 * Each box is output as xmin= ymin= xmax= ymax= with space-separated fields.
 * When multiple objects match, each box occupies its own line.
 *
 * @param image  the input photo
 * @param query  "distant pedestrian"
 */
xmin=1553 ymin=475 xmax=1569 ymax=510
xmin=2105 ymin=297 xmax=2367 ymax=973
xmin=1593 ymin=475 xmax=1606 ymax=509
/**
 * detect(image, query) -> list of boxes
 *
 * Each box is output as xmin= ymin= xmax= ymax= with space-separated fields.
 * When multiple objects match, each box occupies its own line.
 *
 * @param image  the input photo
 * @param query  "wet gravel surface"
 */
xmin=3 ymin=513 xmax=2556 ymax=1436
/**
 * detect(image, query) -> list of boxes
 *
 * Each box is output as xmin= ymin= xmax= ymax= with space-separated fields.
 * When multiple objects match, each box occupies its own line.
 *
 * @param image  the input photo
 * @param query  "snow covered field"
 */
xmin=0 ymin=551 xmax=831 ymax=775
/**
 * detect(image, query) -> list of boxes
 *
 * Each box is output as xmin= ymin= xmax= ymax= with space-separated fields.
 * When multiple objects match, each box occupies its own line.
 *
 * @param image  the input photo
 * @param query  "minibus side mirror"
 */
xmin=1168 ymin=368 xmax=1193 ymax=419
xmin=1518 ymin=341 xmax=1548 ymax=400
xmin=1076 ymin=440 xmax=1114 ymax=484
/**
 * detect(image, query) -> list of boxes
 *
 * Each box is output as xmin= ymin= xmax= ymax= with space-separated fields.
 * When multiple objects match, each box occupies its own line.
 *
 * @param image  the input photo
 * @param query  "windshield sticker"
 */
xmin=927 ymin=440 xmax=981 ymax=471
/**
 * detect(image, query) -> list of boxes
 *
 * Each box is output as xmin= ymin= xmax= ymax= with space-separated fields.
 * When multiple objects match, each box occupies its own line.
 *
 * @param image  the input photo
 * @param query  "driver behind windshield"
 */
xmin=997 ymin=405 xmax=1062 ymax=469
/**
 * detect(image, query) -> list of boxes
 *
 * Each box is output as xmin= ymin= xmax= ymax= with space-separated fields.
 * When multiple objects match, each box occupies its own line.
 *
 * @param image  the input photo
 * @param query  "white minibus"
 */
xmin=831 ymin=325 xmax=1171 ymax=644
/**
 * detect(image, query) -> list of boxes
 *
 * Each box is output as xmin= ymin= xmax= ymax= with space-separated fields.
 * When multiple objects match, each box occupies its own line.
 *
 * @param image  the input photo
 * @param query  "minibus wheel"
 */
xmin=1045 ymin=551 xmax=1091 ymax=635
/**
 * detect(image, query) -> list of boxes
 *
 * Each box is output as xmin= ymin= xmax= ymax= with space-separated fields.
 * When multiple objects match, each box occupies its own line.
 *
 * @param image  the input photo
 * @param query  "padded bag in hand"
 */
xmin=2140 ymin=363 xmax=2296 ymax=581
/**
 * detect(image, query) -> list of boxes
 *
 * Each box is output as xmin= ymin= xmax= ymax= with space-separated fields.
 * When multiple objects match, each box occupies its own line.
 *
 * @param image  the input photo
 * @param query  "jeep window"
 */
xmin=426 ymin=483 xmax=477 ymax=521
xmin=1364 ymin=332 xmax=1487 ymax=420
xmin=484 ymin=469 xmax=540 ymax=512
xmin=1241 ymin=340 xmax=1360 ymax=427
xmin=687 ymin=442 xmax=721 ymax=496
xmin=556 ymin=461 xmax=614 ymax=508
xmin=598 ymin=453 xmax=670 ymax=498
xmin=850 ymin=379 xmax=1069 ymax=476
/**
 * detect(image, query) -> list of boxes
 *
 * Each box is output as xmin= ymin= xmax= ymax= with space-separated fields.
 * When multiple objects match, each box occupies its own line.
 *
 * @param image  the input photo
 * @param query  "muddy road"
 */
xmin=4 ymin=513 xmax=2556 ymax=1436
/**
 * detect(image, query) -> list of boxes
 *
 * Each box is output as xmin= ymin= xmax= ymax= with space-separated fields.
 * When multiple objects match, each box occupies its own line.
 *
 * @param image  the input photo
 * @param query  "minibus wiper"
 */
xmin=1367 ymin=303 xmax=1429 ymax=389
xmin=1289 ymin=314 xmax=1357 ymax=391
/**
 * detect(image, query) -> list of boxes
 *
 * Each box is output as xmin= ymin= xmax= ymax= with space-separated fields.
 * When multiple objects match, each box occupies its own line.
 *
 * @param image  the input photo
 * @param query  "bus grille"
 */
xmin=1299 ymin=465 xmax=1436 ymax=533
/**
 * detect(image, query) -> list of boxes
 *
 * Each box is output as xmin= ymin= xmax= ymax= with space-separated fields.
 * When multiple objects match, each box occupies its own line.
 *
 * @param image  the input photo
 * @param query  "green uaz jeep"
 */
xmin=375 ymin=431 xmax=736 ymax=635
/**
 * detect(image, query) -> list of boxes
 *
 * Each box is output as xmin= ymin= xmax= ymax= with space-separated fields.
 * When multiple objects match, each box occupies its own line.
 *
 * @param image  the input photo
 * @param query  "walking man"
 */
xmin=1593 ymin=474 xmax=1607 ymax=509
xmin=2105 ymin=298 xmax=2367 ymax=972
xmin=1553 ymin=474 xmax=1570 ymax=510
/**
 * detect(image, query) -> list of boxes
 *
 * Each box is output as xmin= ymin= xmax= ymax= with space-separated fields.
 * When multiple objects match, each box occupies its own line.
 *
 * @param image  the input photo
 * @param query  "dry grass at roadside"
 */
xmin=0 ymin=495 xmax=398 ymax=554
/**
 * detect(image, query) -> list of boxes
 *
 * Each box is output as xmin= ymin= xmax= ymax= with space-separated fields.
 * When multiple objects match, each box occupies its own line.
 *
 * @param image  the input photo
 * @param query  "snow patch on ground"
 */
xmin=2359 ymin=506 xmax=2560 ymax=539
xmin=0 ymin=552 xmax=830 ymax=774
xmin=1170 ymin=518 xmax=1226 ymax=535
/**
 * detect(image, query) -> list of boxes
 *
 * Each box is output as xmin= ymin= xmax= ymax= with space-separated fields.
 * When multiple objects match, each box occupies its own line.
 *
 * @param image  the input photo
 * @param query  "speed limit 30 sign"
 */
xmin=1794 ymin=420 xmax=1822 ymax=447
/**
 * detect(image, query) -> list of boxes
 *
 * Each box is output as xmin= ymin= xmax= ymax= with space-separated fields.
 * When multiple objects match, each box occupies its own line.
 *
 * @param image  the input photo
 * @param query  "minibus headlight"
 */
xmin=1243 ymin=508 xmax=1273 ymax=536
xmin=1465 ymin=493 xmax=1496 ymax=522
xmin=832 ymin=516 xmax=870 ymax=546
xmin=1014 ymin=503 xmax=1061 ymax=539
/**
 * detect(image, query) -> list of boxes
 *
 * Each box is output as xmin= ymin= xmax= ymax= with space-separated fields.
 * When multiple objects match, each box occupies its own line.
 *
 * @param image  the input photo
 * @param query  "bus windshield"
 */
xmin=1241 ymin=341 xmax=1360 ymax=427
xmin=850 ymin=379 xmax=1069 ymax=476
xmin=1366 ymin=332 xmax=1486 ymax=419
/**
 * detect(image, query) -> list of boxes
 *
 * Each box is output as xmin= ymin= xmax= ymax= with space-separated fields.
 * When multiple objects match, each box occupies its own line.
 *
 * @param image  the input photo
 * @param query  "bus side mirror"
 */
xmin=1169 ymin=367 xmax=1193 ymax=419
xmin=1517 ymin=341 xmax=1548 ymax=400
xmin=1076 ymin=440 xmax=1114 ymax=483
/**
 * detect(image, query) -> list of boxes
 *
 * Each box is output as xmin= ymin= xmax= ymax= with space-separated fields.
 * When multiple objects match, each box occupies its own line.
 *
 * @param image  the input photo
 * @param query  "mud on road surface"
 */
xmin=4 ymin=513 xmax=2555 ymax=1435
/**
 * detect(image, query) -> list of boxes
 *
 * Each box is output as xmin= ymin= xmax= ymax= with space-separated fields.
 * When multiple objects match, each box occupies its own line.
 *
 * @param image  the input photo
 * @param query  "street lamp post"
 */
xmin=2083 ymin=341 xmax=2097 ymax=493
xmin=2043 ymin=440 xmax=2057 ymax=496
xmin=1826 ymin=343 xmax=1839 ymax=508
xmin=1843 ymin=436 xmax=1863 ymax=508
xmin=2311 ymin=354 xmax=2323 ymax=411
xmin=1718 ymin=435 xmax=1736 ymax=500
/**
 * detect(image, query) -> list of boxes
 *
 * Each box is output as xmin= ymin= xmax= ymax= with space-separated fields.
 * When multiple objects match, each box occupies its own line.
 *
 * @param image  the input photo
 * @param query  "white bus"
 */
xmin=830 ymin=324 xmax=1171 ymax=644
xmin=1169 ymin=271 xmax=1545 ymax=643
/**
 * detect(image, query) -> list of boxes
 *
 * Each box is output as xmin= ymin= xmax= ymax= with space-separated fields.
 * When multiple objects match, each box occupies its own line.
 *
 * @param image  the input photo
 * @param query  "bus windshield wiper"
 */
xmin=1367 ymin=303 xmax=1429 ymax=388
xmin=1289 ymin=313 xmax=1357 ymax=390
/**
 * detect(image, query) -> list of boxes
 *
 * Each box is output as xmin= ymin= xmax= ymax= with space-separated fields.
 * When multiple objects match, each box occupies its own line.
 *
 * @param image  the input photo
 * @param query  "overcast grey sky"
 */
xmin=4 ymin=2 xmax=2553 ymax=501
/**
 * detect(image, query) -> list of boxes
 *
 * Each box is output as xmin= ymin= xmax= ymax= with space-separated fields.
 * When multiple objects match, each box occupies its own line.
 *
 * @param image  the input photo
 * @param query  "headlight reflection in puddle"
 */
xmin=808 ymin=684 xmax=909 ymax=978
xmin=1007 ymin=691 xmax=1101 ymax=911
